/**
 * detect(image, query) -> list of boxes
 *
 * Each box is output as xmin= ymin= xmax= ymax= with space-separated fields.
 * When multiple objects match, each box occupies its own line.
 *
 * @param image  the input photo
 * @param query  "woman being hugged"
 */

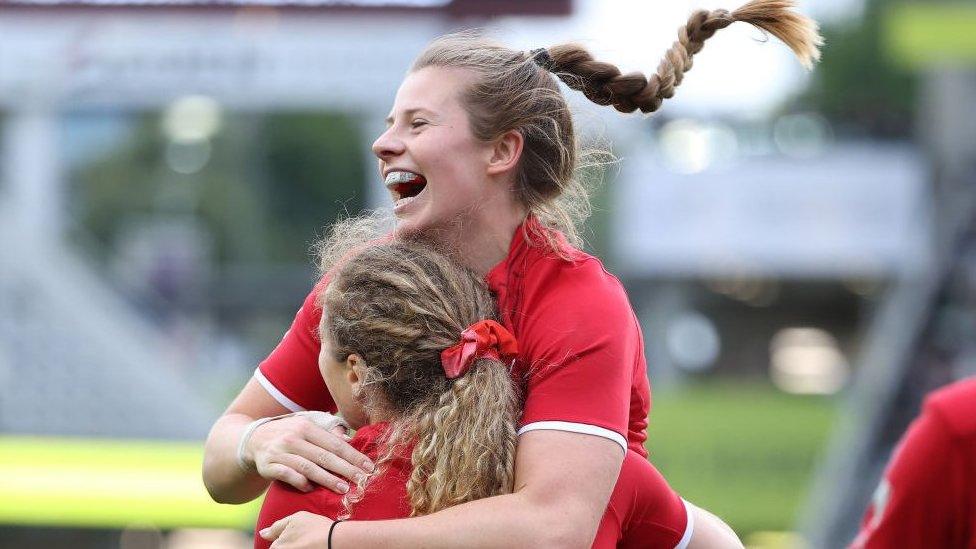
xmin=203 ymin=1 xmax=821 ymax=546
xmin=253 ymin=241 xmax=521 ymax=548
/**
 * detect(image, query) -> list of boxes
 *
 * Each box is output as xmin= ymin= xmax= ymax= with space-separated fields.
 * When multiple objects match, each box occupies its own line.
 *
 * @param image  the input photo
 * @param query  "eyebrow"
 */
xmin=385 ymin=108 xmax=435 ymax=127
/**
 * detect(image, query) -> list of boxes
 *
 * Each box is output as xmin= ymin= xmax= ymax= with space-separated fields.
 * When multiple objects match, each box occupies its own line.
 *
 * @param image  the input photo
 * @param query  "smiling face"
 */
xmin=372 ymin=66 xmax=505 ymax=236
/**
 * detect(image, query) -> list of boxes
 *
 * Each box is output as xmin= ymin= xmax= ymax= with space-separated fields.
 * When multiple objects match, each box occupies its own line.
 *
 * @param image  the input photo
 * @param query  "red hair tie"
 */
xmin=440 ymin=320 xmax=518 ymax=379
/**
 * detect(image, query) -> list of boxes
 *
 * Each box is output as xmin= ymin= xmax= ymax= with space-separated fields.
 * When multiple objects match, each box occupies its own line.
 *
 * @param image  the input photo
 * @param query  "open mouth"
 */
xmin=385 ymin=170 xmax=428 ymax=206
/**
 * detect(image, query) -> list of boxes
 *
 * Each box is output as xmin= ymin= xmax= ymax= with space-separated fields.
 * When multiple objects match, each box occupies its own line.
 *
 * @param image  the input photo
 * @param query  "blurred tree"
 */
xmin=794 ymin=0 xmax=917 ymax=139
xmin=261 ymin=113 xmax=367 ymax=262
xmin=70 ymin=111 xmax=366 ymax=266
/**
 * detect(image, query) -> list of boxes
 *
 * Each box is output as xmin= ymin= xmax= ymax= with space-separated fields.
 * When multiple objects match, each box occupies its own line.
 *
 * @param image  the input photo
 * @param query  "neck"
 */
xmin=454 ymin=180 xmax=528 ymax=275
xmin=406 ymin=194 xmax=527 ymax=276
xmin=453 ymin=211 xmax=526 ymax=276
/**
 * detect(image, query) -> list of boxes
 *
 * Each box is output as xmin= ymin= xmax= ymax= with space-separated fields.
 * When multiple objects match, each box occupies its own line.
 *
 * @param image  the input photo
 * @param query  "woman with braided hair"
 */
xmin=203 ymin=0 xmax=821 ymax=546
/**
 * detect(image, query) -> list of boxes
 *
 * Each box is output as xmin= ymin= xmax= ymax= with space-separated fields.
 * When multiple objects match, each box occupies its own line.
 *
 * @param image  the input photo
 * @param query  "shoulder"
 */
xmin=348 ymin=422 xmax=390 ymax=457
xmin=923 ymin=378 xmax=976 ymax=438
xmin=516 ymin=245 xmax=639 ymax=356
xmin=522 ymin=243 xmax=631 ymax=313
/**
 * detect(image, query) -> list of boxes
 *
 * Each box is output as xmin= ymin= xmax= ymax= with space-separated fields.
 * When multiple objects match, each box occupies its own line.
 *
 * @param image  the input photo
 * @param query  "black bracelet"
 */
xmin=328 ymin=519 xmax=344 ymax=549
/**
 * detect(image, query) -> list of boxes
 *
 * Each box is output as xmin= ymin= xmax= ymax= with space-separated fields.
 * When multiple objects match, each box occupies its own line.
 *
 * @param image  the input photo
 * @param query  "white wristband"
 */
xmin=236 ymin=411 xmax=351 ymax=472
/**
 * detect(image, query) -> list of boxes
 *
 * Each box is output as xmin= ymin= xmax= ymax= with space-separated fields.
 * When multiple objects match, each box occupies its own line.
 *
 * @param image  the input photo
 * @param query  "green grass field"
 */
xmin=646 ymin=381 xmax=838 ymax=539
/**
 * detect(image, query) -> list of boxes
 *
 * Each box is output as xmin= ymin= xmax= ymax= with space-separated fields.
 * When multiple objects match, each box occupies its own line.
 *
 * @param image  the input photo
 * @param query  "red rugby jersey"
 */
xmin=254 ymin=423 xmax=411 ymax=549
xmin=593 ymin=450 xmax=692 ymax=549
xmin=851 ymin=377 xmax=976 ymax=548
xmin=256 ymin=216 xmax=651 ymax=455
xmin=255 ymin=423 xmax=691 ymax=549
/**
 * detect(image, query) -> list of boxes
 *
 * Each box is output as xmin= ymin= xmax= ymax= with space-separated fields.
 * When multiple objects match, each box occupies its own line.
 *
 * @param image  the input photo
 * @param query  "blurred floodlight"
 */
xmin=166 ymin=139 xmax=212 ymax=174
xmin=658 ymin=119 xmax=737 ymax=174
xmin=666 ymin=311 xmax=721 ymax=373
xmin=772 ymin=113 xmax=833 ymax=159
xmin=770 ymin=328 xmax=849 ymax=395
xmin=659 ymin=120 xmax=707 ymax=174
xmin=163 ymin=96 xmax=222 ymax=143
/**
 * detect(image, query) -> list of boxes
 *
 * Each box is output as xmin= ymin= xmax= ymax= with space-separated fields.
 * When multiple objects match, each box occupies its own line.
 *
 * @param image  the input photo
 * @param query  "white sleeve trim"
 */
xmin=674 ymin=499 xmax=695 ymax=549
xmin=253 ymin=368 xmax=306 ymax=413
xmin=517 ymin=421 xmax=627 ymax=453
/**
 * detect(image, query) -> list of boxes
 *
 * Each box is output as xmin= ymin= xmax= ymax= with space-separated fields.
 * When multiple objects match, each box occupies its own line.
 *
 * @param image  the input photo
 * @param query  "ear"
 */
xmin=485 ymin=129 xmax=524 ymax=177
xmin=346 ymin=354 xmax=366 ymax=396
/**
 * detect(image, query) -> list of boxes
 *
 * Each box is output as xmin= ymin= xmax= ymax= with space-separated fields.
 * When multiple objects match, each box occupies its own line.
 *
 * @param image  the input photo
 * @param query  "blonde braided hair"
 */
xmin=543 ymin=0 xmax=823 ymax=114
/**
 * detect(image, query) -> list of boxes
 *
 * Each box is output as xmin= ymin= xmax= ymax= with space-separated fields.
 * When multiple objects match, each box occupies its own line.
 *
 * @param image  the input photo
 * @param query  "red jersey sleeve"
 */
xmin=851 ymin=398 xmax=967 ymax=548
xmin=516 ymin=260 xmax=640 ymax=453
xmin=593 ymin=451 xmax=691 ymax=549
xmin=255 ymin=278 xmax=336 ymax=413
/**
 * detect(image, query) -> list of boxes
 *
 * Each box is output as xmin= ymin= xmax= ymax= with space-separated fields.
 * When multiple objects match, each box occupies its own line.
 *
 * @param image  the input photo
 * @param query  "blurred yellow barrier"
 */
xmin=885 ymin=3 xmax=976 ymax=68
xmin=745 ymin=530 xmax=810 ymax=549
xmin=0 ymin=436 xmax=259 ymax=530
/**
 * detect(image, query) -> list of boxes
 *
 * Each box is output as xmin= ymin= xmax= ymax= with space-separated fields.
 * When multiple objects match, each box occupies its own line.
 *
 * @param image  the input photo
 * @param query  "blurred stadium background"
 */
xmin=0 ymin=0 xmax=973 ymax=547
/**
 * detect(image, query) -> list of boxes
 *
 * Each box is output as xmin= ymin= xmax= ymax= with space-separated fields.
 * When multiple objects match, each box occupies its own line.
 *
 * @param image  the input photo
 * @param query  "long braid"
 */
xmin=542 ymin=0 xmax=822 ymax=114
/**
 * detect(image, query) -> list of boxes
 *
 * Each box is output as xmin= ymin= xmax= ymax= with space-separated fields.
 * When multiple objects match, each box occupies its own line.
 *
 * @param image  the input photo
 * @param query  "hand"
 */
xmin=244 ymin=415 xmax=374 ymax=494
xmin=260 ymin=511 xmax=335 ymax=548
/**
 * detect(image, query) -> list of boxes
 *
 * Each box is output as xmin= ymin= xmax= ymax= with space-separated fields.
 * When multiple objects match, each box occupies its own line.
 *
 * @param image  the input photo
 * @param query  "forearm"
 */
xmin=333 ymin=490 xmax=601 ymax=549
xmin=202 ymin=412 xmax=271 ymax=504
xmin=331 ymin=431 xmax=621 ymax=549
xmin=687 ymin=503 xmax=744 ymax=549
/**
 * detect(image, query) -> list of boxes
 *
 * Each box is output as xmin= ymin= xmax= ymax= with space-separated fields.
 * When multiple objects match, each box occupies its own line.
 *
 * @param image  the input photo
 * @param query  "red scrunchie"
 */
xmin=440 ymin=320 xmax=518 ymax=379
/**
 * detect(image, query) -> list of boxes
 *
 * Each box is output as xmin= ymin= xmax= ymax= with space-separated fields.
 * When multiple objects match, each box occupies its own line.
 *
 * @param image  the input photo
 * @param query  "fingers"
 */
xmin=277 ymin=451 xmax=352 ymax=495
xmin=296 ymin=439 xmax=367 ymax=487
xmin=262 ymin=462 xmax=312 ymax=493
xmin=305 ymin=426 xmax=375 ymax=474
xmin=260 ymin=515 xmax=289 ymax=541
xmin=250 ymin=416 xmax=374 ymax=492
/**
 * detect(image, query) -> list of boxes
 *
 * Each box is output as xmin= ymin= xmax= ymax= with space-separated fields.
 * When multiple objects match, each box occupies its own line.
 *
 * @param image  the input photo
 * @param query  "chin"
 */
xmin=395 ymin=210 xmax=468 ymax=242
xmin=392 ymin=211 xmax=437 ymax=239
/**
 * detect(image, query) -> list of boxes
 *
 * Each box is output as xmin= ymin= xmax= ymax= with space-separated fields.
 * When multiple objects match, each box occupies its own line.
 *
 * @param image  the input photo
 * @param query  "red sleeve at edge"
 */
xmin=851 ymin=404 xmax=962 ymax=548
xmin=257 ymin=281 xmax=336 ymax=413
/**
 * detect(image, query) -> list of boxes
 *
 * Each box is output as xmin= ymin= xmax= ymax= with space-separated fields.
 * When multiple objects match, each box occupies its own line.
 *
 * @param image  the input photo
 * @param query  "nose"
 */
xmin=371 ymin=126 xmax=405 ymax=161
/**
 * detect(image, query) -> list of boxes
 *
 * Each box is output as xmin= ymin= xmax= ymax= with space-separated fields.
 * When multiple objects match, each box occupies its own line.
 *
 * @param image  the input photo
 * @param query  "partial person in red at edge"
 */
xmin=202 ymin=0 xmax=822 ymax=546
xmin=851 ymin=377 xmax=976 ymax=549
xmin=253 ymin=240 xmax=740 ymax=548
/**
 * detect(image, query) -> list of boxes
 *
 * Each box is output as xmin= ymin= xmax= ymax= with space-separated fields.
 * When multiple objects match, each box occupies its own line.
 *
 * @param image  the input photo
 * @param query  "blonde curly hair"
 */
xmin=319 ymin=240 xmax=519 ymax=517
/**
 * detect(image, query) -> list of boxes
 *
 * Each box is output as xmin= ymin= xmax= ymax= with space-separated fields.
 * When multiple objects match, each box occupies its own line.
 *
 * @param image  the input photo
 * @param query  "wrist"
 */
xmin=236 ymin=416 xmax=276 ymax=471
xmin=328 ymin=519 xmax=345 ymax=549
xmin=235 ymin=411 xmax=351 ymax=471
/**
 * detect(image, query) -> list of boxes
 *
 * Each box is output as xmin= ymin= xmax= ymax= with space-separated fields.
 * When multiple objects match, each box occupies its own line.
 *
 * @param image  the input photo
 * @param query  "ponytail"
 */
xmin=405 ymin=358 xmax=519 ymax=516
xmin=541 ymin=0 xmax=823 ymax=114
